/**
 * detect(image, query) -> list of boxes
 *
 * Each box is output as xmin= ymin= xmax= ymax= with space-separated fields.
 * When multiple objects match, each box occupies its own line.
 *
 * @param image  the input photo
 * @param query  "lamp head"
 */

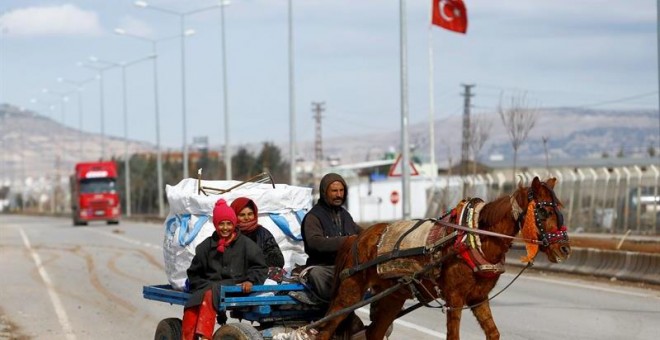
xmin=134 ymin=1 xmax=148 ymax=8
xmin=114 ymin=28 xmax=126 ymax=35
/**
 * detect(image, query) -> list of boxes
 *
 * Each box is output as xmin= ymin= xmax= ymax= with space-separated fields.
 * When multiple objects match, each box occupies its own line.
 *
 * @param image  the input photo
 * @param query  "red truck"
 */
xmin=70 ymin=161 xmax=121 ymax=225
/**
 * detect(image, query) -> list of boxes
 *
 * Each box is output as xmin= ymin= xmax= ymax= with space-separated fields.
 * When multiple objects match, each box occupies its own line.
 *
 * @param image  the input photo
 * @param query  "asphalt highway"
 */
xmin=1 ymin=214 xmax=658 ymax=339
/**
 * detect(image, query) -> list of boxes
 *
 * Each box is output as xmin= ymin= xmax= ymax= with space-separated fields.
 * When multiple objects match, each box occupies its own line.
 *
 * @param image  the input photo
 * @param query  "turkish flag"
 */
xmin=432 ymin=0 xmax=468 ymax=34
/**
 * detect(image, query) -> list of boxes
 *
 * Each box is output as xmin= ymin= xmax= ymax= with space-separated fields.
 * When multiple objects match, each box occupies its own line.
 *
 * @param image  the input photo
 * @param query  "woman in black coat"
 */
xmin=231 ymin=197 xmax=286 ymax=281
xmin=182 ymin=199 xmax=267 ymax=340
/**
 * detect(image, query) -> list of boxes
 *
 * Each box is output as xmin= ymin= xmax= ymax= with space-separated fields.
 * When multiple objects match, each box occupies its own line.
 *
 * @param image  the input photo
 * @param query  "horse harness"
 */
xmin=515 ymin=182 xmax=569 ymax=250
xmin=339 ymin=198 xmax=505 ymax=282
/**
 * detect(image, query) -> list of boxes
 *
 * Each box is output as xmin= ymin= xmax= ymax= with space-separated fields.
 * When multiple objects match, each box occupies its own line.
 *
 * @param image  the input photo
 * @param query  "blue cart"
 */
xmin=143 ymin=283 xmax=363 ymax=339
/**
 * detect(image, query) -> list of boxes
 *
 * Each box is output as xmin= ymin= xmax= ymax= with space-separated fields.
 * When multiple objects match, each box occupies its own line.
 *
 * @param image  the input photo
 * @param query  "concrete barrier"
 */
xmin=506 ymin=245 xmax=660 ymax=285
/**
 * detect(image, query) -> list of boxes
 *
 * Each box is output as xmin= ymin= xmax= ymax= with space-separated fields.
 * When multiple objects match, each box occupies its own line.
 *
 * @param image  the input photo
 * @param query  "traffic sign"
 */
xmin=390 ymin=190 xmax=400 ymax=205
xmin=388 ymin=154 xmax=419 ymax=177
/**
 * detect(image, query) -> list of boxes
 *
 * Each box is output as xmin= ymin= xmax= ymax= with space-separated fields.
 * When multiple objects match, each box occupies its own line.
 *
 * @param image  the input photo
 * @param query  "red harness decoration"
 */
xmin=447 ymin=199 xmax=505 ymax=278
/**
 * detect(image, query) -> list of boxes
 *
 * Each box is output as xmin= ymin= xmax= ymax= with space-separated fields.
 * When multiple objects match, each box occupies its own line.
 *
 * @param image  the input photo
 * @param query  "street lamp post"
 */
xmin=42 ymin=88 xmax=76 ymax=212
xmin=135 ymin=1 xmax=228 ymax=180
xmin=91 ymin=55 xmax=155 ymax=218
xmin=288 ymin=0 xmax=296 ymax=185
xmin=58 ymin=76 xmax=97 ymax=160
xmin=220 ymin=1 xmax=231 ymax=180
xmin=30 ymin=98 xmax=59 ymax=213
xmin=80 ymin=61 xmax=115 ymax=161
xmin=114 ymin=28 xmax=192 ymax=217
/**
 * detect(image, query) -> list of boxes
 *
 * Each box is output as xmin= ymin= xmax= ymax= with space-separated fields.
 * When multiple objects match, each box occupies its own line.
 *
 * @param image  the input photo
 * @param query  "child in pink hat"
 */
xmin=181 ymin=198 xmax=267 ymax=340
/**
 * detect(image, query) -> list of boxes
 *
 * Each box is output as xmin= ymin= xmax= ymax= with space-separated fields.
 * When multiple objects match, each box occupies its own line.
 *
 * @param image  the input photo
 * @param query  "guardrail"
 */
xmin=507 ymin=244 xmax=660 ymax=285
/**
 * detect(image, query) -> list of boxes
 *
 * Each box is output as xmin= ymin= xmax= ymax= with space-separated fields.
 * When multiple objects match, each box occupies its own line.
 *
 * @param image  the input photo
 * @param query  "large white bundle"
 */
xmin=163 ymin=178 xmax=311 ymax=290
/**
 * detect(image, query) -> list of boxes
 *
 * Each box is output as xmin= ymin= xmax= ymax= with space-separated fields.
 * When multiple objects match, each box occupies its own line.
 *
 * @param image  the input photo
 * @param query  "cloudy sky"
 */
xmin=0 ymin=0 xmax=657 ymax=151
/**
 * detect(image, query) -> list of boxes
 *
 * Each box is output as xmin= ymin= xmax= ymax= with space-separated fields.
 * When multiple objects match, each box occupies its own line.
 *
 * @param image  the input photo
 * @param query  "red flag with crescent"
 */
xmin=432 ymin=0 xmax=468 ymax=34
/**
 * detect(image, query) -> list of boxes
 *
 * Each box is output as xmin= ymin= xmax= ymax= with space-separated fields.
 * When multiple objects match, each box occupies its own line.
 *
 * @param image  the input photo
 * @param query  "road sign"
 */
xmin=388 ymin=154 xmax=419 ymax=177
xmin=390 ymin=190 xmax=400 ymax=205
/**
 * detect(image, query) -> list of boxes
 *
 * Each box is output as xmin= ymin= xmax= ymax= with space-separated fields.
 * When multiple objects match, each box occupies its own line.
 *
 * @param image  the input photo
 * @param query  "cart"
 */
xmin=143 ymin=283 xmax=364 ymax=340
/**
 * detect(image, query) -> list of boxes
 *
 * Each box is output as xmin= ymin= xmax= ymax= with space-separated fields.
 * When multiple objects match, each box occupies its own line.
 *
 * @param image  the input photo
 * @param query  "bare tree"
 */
xmin=498 ymin=93 xmax=538 ymax=183
xmin=468 ymin=115 xmax=493 ymax=175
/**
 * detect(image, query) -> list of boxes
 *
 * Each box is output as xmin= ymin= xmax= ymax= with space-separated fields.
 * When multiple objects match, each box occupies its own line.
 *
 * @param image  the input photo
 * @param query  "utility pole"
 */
xmin=460 ymin=84 xmax=475 ymax=197
xmin=312 ymin=101 xmax=325 ymax=191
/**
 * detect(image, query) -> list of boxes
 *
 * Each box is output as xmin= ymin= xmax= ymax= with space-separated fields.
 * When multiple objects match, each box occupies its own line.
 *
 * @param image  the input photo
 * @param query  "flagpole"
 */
xmin=400 ymin=0 xmax=411 ymax=219
xmin=429 ymin=1 xmax=437 ymax=185
xmin=657 ymin=0 xmax=659 ymax=154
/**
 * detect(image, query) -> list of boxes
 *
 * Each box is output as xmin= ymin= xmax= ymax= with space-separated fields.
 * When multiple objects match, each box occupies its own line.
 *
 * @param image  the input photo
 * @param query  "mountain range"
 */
xmin=1 ymin=103 xmax=658 ymax=185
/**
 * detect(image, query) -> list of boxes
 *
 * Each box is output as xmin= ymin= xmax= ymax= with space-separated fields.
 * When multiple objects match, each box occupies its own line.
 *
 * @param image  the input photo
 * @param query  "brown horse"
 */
xmin=308 ymin=176 xmax=571 ymax=340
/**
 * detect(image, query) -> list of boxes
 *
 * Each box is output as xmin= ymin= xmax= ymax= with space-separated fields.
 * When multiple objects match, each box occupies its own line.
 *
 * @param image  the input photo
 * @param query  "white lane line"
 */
xmin=19 ymin=228 xmax=77 ymax=340
xmin=88 ymin=228 xmax=161 ymax=250
xmin=510 ymin=274 xmax=660 ymax=298
xmin=356 ymin=307 xmax=447 ymax=339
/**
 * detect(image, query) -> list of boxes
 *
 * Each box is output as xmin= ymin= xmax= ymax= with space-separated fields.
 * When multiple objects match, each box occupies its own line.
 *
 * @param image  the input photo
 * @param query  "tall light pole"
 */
xmin=399 ymin=0 xmax=411 ymax=219
xmin=58 ymin=76 xmax=97 ymax=160
xmin=135 ymin=0 xmax=227 ymax=180
xmin=288 ymin=0 xmax=297 ymax=185
xmin=42 ymin=88 xmax=75 ymax=212
xmin=90 ymin=55 xmax=155 ymax=218
xmin=114 ymin=29 xmax=189 ymax=217
xmin=29 ymin=98 xmax=58 ymax=213
xmin=80 ymin=61 xmax=116 ymax=160
xmin=220 ymin=1 xmax=232 ymax=180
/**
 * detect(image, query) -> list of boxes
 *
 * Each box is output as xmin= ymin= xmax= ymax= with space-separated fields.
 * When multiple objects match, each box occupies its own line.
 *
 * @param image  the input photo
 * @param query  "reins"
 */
xmin=405 ymin=261 xmax=533 ymax=314
xmin=435 ymin=219 xmax=543 ymax=245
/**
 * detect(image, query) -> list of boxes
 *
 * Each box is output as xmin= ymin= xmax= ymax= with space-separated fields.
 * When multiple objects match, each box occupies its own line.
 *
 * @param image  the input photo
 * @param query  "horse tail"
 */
xmin=332 ymin=234 xmax=359 ymax=295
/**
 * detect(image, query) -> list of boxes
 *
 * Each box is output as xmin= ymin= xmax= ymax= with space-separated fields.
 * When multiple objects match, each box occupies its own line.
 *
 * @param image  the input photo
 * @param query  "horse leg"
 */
xmin=365 ymin=292 xmax=406 ymax=340
xmin=444 ymin=297 xmax=465 ymax=340
xmin=470 ymin=302 xmax=499 ymax=340
xmin=314 ymin=276 xmax=366 ymax=340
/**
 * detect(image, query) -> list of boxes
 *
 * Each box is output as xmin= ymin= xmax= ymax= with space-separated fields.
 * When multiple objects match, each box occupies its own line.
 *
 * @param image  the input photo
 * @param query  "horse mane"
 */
xmin=478 ymin=183 xmax=527 ymax=235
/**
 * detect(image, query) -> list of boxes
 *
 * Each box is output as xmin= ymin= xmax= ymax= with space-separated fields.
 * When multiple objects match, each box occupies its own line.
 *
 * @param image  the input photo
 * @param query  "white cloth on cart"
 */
xmin=163 ymin=178 xmax=312 ymax=290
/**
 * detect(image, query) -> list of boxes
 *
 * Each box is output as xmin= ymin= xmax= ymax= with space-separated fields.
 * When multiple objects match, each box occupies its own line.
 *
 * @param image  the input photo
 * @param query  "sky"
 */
xmin=0 ymin=0 xmax=658 ymax=152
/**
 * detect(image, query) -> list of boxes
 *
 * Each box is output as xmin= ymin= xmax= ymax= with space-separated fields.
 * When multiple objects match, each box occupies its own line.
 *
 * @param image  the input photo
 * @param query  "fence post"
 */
xmin=576 ymin=169 xmax=586 ymax=230
xmin=612 ymin=168 xmax=622 ymax=234
xmin=651 ymin=165 xmax=659 ymax=234
xmin=588 ymin=168 xmax=598 ymax=230
xmin=634 ymin=166 xmax=643 ymax=232
xmin=623 ymin=167 xmax=632 ymax=232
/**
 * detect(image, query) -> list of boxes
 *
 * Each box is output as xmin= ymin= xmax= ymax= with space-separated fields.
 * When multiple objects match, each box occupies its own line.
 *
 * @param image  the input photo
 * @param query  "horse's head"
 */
xmin=519 ymin=177 xmax=571 ymax=263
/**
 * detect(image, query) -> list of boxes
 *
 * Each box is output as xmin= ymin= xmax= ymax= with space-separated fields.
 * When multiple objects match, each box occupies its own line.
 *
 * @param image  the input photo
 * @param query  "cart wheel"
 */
xmin=154 ymin=318 xmax=182 ymax=340
xmin=213 ymin=323 xmax=263 ymax=340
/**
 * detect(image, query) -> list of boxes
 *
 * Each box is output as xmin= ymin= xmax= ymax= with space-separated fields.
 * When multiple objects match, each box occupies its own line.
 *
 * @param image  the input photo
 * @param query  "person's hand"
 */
xmin=240 ymin=281 xmax=253 ymax=293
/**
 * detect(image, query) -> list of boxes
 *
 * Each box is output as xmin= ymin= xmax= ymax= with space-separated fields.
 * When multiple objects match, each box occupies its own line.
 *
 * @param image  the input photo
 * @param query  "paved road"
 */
xmin=1 ymin=214 xmax=658 ymax=339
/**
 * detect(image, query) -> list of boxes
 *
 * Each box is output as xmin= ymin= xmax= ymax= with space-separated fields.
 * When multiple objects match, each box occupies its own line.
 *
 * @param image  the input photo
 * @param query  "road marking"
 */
xmin=19 ymin=228 xmax=77 ymax=340
xmin=356 ymin=307 xmax=447 ymax=339
xmin=88 ymin=228 xmax=161 ymax=250
xmin=510 ymin=274 xmax=660 ymax=298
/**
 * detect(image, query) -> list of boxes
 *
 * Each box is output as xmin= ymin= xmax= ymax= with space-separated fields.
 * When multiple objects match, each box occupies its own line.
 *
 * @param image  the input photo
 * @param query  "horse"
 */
xmin=306 ymin=176 xmax=571 ymax=340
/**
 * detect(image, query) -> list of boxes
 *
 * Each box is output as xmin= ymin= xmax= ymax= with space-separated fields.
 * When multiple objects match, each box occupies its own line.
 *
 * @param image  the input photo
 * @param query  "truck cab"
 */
xmin=71 ymin=161 xmax=121 ymax=226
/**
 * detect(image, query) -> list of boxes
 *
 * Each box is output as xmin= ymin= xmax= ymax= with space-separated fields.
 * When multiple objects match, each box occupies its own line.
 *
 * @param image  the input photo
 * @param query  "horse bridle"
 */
xmin=520 ymin=183 xmax=569 ymax=250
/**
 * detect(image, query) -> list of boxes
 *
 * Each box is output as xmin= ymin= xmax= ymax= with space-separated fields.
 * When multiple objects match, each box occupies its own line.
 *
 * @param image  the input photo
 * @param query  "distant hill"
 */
xmin=0 ymin=104 xmax=154 ymax=184
xmin=1 ymin=103 xmax=658 ymax=186
xmin=294 ymin=107 xmax=659 ymax=167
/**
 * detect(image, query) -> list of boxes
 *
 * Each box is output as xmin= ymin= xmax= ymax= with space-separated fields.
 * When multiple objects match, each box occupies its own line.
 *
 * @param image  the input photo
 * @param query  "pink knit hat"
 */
xmin=212 ymin=198 xmax=237 ymax=227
